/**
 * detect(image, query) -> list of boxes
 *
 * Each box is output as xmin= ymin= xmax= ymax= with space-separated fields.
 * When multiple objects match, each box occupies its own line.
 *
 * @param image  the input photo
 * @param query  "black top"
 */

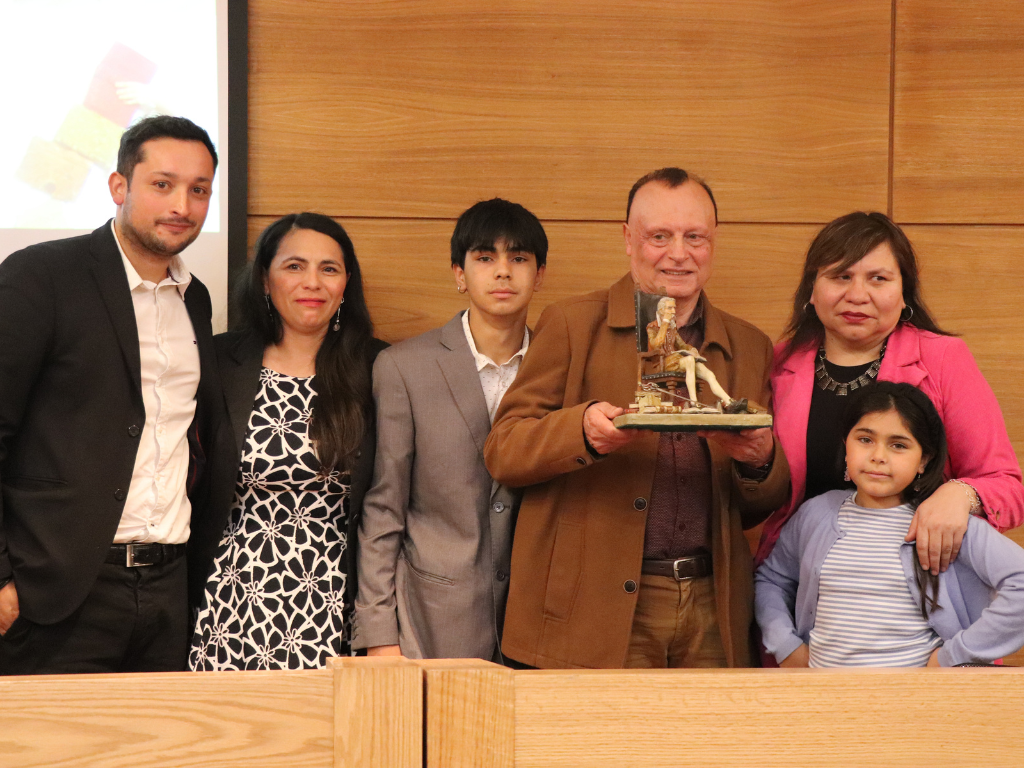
xmin=804 ymin=358 xmax=873 ymax=501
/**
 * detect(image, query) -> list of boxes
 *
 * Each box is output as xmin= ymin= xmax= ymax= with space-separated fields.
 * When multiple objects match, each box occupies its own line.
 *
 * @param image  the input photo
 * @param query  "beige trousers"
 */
xmin=623 ymin=573 xmax=728 ymax=668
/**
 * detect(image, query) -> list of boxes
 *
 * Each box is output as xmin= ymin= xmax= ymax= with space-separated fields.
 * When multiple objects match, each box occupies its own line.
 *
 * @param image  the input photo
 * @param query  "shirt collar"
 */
xmin=111 ymin=220 xmax=192 ymax=297
xmin=679 ymin=294 xmax=704 ymax=330
xmin=461 ymin=309 xmax=530 ymax=372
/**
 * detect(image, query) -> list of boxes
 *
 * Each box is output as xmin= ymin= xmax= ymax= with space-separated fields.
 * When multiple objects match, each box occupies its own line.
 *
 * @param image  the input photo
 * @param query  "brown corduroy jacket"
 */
xmin=484 ymin=273 xmax=790 ymax=669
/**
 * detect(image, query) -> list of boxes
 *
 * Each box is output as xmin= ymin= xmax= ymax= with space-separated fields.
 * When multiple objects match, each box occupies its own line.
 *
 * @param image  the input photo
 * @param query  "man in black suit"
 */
xmin=0 ymin=116 xmax=222 ymax=674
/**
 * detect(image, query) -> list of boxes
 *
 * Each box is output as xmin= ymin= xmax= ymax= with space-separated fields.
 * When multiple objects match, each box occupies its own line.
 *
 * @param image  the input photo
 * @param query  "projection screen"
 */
xmin=0 ymin=0 xmax=236 ymax=331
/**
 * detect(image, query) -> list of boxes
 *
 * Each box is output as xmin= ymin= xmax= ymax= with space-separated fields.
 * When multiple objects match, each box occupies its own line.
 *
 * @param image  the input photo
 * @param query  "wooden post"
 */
xmin=330 ymin=657 xmax=422 ymax=768
xmin=419 ymin=659 xmax=514 ymax=768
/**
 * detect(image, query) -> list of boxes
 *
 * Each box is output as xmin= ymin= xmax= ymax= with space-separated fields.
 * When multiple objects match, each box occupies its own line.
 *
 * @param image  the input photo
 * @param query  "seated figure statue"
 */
xmin=644 ymin=296 xmax=746 ymax=412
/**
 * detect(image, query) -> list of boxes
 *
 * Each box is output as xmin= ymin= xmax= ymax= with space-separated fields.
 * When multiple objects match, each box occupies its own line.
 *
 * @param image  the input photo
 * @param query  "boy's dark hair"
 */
xmin=234 ymin=212 xmax=375 ymax=473
xmin=625 ymin=167 xmax=718 ymax=224
xmin=841 ymin=381 xmax=949 ymax=617
xmin=450 ymin=198 xmax=548 ymax=269
xmin=116 ymin=115 xmax=218 ymax=183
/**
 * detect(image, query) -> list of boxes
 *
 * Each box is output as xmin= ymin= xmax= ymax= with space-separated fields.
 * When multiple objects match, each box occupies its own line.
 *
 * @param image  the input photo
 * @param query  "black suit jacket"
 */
xmin=186 ymin=330 xmax=388 ymax=613
xmin=0 ymin=221 xmax=220 ymax=625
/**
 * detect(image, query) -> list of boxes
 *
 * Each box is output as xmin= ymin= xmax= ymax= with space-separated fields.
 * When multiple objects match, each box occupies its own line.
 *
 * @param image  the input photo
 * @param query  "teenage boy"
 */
xmin=352 ymin=198 xmax=546 ymax=661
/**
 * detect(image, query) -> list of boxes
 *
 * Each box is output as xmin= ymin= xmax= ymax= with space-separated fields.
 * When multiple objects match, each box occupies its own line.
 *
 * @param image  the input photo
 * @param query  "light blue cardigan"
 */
xmin=755 ymin=490 xmax=1024 ymax=666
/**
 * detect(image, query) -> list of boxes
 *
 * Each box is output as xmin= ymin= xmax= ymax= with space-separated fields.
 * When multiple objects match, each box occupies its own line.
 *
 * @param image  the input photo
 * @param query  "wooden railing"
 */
xmin=3 ymin=659 xmax=1022 ymax=767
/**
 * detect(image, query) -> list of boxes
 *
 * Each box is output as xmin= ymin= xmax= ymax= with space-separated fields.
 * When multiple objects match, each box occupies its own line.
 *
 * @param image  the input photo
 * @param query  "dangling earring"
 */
xmin=913 ymin=471 xmax=923 ymax=492
xmin=332 ymin=304 xmax=342 ymax=332
xmin=264 ymin=294 xmax=272 ymax=314
xmin=844 ymin=467 xmax=851 ymax=482
xmin=901 ymin=306 xmax=914 ymax=323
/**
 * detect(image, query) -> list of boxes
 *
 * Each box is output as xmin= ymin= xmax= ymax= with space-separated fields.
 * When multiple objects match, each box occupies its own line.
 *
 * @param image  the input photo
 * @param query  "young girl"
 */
xmin=755 ymin=381 xmax=1024 ymax=668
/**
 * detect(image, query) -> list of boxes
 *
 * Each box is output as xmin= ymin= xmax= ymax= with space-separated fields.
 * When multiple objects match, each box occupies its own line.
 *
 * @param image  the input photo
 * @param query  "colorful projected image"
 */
xmin=1 ymin=0 xmax=220 ymax=231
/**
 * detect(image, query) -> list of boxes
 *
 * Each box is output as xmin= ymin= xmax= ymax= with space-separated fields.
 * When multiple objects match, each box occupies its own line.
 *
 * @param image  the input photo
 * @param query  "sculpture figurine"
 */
xmin=616 ymin=293 xmax=772 ymax=430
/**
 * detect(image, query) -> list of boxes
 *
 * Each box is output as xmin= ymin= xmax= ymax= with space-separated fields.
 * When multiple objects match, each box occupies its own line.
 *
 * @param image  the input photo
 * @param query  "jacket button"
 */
xmin=492 ymin=502 xmax=505 ymax=513
xmin=633 ymin=497 xmax=647 ymax=511
xmin=623 ymin=580 xmax=637 ymax=593
xmin=576 ymin=457 xmax=587 ymax=466
xmin=114 ymin=489 xmax=126 ymax=501
xmin=496 ymin=570 xmax=507 ymax=582
xmin=127 ymin=425 xmax=141 ymax=438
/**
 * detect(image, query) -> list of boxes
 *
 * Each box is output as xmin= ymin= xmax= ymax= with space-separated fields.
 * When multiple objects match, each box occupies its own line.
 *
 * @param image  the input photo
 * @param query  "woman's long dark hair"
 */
xmin=234 ymin=213 xmax=375 ymax=472
xmin=779 ymin=212 xmax=952 ymax=364
xmin=841 ymin=382 xmax=949 ymax=617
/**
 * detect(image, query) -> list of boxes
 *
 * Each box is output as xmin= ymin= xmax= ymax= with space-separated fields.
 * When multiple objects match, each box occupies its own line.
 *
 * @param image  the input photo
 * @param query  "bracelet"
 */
xmin=949 ymin=479 xmax=983 ymax=517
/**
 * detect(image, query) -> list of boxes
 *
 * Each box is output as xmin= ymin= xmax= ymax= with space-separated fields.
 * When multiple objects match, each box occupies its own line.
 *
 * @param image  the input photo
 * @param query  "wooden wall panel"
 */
xmin=247 ymin=216 xmax=814 ymax=343
xmin=893 ymin=0 xmax=1024 ymax=223
xmin=902 ymin=226 xmax=1024 ymax=470
xmin=249 ymin=0 xmax=891 ymax=222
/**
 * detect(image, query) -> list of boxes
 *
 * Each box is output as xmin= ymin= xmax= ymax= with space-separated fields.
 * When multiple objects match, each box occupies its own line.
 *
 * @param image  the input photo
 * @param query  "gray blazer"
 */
xmin=352 ymin=313 xmax=517 ymax=660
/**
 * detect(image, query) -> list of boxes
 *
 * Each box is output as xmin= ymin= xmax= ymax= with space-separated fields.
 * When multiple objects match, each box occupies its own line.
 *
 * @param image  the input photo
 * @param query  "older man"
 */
xmin=484 ymin=167 xmax=789 ymax=669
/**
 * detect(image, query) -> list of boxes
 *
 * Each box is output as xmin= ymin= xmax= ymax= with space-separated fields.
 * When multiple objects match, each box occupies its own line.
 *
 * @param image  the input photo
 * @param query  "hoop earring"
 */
xmin=913 ymin=471 xmax=923 ymax=492
xmin=457 ymin=285 xmax=467 ymax=294
xmin=901 ymin=306 xmax=914 ymax=323
xmin=803 ymin=301 xmax=815 ymax=316
xmin=332 ymin=305 xmax=342 ymax=332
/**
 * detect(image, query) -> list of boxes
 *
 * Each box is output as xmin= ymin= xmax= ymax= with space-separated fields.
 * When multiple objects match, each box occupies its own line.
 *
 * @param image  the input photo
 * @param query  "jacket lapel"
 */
xmin=220 ymin=332 xmax=265 ymax=459
xmin=773 ymin=342 xmax=816 ymax=504
xmin=437 ymin=312 xmax=492 ymax=455
xmin=88 ymin=221 xmax=142 ymax=395
xmin=880 ymin=323 xmax=928 ymax=388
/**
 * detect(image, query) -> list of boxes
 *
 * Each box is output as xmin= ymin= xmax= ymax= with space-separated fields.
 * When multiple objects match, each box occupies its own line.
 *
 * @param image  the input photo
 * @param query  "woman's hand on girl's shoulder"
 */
xmin=906 ymin=481 xmax=972 ymax=575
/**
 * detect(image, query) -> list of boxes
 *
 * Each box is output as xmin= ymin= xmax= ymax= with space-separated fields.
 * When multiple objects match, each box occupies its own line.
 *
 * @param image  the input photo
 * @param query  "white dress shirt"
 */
xmin=111 ymin=222 xmax=200 ymax=545
xmin=461 ymin=309 xmax=529 ymax=424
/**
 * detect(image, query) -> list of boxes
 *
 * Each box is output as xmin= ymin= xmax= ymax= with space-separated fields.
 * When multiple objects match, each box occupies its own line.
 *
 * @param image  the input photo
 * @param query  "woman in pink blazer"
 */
xmin=758 ymin=212 xmax=1022 ymax=576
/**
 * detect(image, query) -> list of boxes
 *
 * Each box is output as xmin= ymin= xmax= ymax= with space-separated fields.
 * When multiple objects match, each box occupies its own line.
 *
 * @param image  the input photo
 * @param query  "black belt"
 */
xmin=106 ymin=543 xmax=186 ymax=568
xmin=641 ymin=554 xmax=712 ymax=581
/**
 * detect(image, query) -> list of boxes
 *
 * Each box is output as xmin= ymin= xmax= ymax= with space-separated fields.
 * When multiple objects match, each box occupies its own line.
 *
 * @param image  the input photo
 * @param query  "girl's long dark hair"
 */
xmin=234 ymin=213 xmax=375 ymax=472
xmin=779 ymin=212 xmax=952 ymax=365
xmin=842 ymin=382 xmax=949 ymax=617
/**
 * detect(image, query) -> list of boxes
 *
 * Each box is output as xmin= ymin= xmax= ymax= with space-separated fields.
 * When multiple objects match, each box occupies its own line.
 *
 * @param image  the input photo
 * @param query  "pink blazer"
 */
xmin=758 ymin=323 xmax=1024 ymax=564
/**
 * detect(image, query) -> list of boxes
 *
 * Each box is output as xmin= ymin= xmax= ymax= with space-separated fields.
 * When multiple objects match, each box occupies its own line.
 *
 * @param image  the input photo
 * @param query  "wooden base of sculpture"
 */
xmin=613 ymin=411 xmax=773 ymax=432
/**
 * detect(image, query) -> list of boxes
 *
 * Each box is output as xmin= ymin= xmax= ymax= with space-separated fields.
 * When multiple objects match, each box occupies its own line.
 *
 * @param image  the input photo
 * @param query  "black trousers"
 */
xmin=0 ymin=556 xmax=189 ymax=675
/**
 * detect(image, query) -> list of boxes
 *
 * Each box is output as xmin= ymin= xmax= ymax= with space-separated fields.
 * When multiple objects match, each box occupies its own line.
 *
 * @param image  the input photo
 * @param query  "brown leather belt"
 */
xmin=106 ymin=543 xmax=187 ymax=568
xmin=641 ymin=553 xmax=712 ymax=581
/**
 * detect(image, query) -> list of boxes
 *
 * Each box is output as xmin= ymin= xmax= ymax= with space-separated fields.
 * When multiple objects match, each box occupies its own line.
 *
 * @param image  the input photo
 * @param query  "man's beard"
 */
xmin=121 ymin=212 xmax=199 ymax=258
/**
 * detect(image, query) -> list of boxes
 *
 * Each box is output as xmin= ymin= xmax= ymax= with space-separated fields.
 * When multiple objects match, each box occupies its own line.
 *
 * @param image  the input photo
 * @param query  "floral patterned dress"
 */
xmin=189 ymin=368 xmax=350 ymax=670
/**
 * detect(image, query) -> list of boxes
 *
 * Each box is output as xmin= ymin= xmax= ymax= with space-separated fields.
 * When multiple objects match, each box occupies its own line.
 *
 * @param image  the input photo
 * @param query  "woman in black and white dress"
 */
xmin=189 ymin=213 xmax=385 ymax=670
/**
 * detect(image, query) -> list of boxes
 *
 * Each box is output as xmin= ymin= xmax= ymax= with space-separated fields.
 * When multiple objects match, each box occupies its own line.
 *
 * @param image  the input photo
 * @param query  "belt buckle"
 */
xmin=125 ymin=543 xmax=141 ymax=568
xmin=671 ymin=557 xmax=688 ymax=581
xmin=672 ymin=557 xmax=693 ymax=581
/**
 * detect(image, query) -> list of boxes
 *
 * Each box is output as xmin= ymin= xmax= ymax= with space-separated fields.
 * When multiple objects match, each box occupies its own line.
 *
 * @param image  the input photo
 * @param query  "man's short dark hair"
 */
xmin=626 ymin=167 xmax=718 ymax=224
xmin=450 ymin=198 xmax=548 ymax=268
xmin=116 ymin=115 xmax=218 ymax=183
